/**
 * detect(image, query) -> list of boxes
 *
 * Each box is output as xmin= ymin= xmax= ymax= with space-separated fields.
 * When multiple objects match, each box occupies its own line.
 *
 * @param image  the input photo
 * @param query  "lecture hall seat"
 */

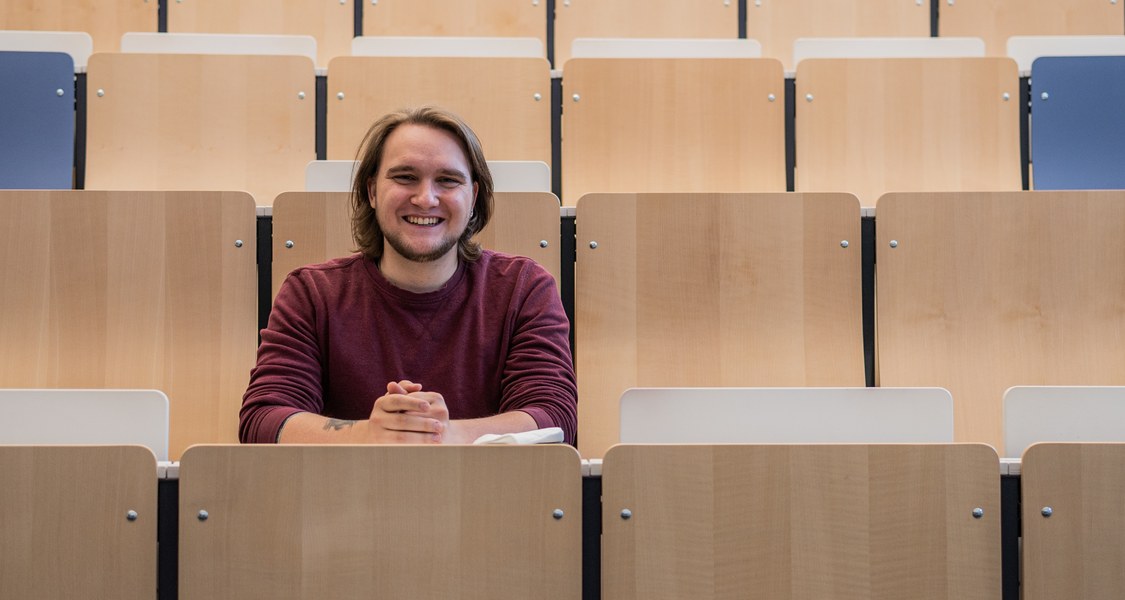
xmin=1030 ymin=55 xmax=1125 ymax=190
xmin=747 ymin=0 xmax=931 ymax=72
xmin=0 ymin=190 xmax=258 ymax=460
xmin=0 ymin=0 xmax=157 ymax=52
xmin=939 ymin=0 xmax=1125 ymax=56
xmin=325 ymin=54 xmax=551 ymax=168
xmin=794 ymin=57 xmax=1022 ymax=208
xmin=0 ymin=50 xmax=74 ymax=189
xmin=165 ymin=0 xmax=353 ymax=71
xmin=876 ymin=191 xmax=1125 ymax=451
xmin=1021 ymin=443 xmax=1125 ymax=600
xmin=362 ymin=0 xmax=548 ymax=59
xmin=177 ymin=444 xmax=581 ymax=599
xmin=561 ymin=57 xmax=786 ymax=207
xmin=84 ymin=50 xmax=316 ymax=206
xmin=602 ymin=443 xmax=1001 ymax=599
xmin=574 ymin=192 xmax=865 ymax=459
xmin=554 ymin=0 xmax=736 ymax=68
xmin=0 ymin=445 xmax=157 ymax=599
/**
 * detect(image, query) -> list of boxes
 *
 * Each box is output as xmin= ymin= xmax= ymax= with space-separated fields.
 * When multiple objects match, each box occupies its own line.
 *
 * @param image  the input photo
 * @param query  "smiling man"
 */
xmin=240 ymin=106 xmax=577 ymax=445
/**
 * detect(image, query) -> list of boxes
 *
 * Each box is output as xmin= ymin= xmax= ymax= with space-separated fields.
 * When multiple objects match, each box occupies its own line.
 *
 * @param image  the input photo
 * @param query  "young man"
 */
xmin=240 ymin=107 xmax=577 ymax=444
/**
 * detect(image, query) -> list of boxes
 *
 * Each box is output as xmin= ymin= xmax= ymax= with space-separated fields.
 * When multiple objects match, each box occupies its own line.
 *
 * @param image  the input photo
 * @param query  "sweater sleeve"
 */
xmin=498 ymin=264 xmax=579 ymax=445
xmin=239 ymin=272 xmax=326 ymax=443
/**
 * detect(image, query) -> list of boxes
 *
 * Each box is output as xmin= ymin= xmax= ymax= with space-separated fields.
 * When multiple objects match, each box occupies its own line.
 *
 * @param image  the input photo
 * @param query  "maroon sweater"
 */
xmin=240 ymin=251 xmax=577 ymax=444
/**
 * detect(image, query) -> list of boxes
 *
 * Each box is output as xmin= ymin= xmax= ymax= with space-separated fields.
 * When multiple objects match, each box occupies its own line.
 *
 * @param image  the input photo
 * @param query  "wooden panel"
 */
xmin=85 ymin=52 xmax=316 ymax=207
xmin=0 ymin=190 xmax=258 ymax=459
xmin=167 ymin=0 xmax=354 ymax=69
xmin=362 ymin=0 xmax=547 ymax=52
xmin=272 ymin=191 xmax=562 ymax=297
xmin=562 ymin=58 xmax=785 ymax=207
xmin=876 ymin=191 xmax=1125 ymax=450
xmin=179 ymin=444 xmax=582 ymax=600
xmin=602 ymin=444 xmax=1000 ymax=600
xmin=747 ymin=0 xmax=930 ymax=71
xmin=271 ymin=191 xmax=350 ymax=297
xmin=326 ymin=56 xmax=550 ymax=166
xmin=554 ymin=0 xmax=738 ymax=67
xmin=575 ymin=193 xmax=864 ymax=458
xmin=796 ymin=57 xmax=1021 ymax=208
xmin=0 ymin=445 xmax=157 ymax=599
xmin=1022 ymin=443 xmax=1125 ymax=600
xmin=940 ymin=0 xmax=1125 ymax=56
xmin=0 ymin=0 xmax=157 ymax=53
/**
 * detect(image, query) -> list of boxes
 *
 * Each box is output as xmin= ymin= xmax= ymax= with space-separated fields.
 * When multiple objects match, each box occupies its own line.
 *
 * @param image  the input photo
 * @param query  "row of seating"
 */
xmin=2 ymin=189 xmax=1122 ymax=460
xmin=3 ymin=0 xmax=1123 ymax=67
xmin=3 ymin=48 xmax=1125 ymax=205
xmin=1 ymin=442 xmax=1120 ymax=599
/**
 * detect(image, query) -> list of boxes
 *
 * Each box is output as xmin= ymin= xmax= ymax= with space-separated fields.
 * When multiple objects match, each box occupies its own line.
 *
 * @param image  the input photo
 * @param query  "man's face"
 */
xmin=369 ymin=123 xmax=478 ymax=264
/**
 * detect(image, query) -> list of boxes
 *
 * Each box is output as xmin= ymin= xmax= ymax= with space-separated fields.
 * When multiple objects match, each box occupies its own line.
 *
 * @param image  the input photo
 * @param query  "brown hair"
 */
xmin=351 ymin=106 xmax=494 ymax=262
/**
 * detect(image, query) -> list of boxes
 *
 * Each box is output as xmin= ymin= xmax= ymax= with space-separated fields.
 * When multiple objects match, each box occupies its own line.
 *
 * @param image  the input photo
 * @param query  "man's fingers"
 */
xmin=397 ymin=379 xmax=423 ymax=393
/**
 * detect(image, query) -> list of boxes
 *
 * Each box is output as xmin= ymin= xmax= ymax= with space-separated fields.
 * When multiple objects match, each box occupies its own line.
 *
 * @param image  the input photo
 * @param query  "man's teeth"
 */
xmin=406 ymin=216 xmax=440 ymax=225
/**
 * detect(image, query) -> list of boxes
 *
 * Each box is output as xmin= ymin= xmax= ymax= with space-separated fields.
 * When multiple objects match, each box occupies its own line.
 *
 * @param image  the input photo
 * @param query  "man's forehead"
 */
xmin=381 ymin=125 xmax=471 ymax=171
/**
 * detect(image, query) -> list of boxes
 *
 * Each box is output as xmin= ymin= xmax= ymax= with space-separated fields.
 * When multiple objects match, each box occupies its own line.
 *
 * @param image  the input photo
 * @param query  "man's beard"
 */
xmin=383 ymin=226 xmax=462 ymax=263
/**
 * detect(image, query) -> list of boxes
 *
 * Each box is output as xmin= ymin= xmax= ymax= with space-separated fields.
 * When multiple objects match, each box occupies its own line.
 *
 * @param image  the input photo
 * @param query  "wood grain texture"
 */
xmin=554 ymin=0 xmax=737 ymax=67
xmin=178 ymin=444 xmax=582 ymax=600
xmin=746 ymin=0 xmax=930 ymax=71
xmin=939 ymin=0 xmax=1125 ymax=56
xmin=1022 ymin=443 xmax=1125 ymax=600
xmin=271 ymin=191 xmax=562 ymax=297
xmin=166 ymin=0 xmax=354 ymax=69
xmin=326 ymin=56 xmax=551 ymax=166
xmin=602 ymin=444 xmax=1001 ymax=600
xmin=0 ymin=445 xmax=157 ymax=599
xmin=795 ymin=57 xmax=1022 ymax=208
xmin=363 ymin=0 xmax=547 ymax=53
xmin=0 ymin=190 xmax=258 ymax=459
xmin=85 ymin=52 xmax=316 ymax=206
xmin=562 ymin=58 xmax=786 ymax=207
xmin=0 ymin=0 xmax=157 ymax=52
xmin=575 ymin=193 xmax=865 ymax=458
xmin=876 ymin=191 xmax=1125 ymax=450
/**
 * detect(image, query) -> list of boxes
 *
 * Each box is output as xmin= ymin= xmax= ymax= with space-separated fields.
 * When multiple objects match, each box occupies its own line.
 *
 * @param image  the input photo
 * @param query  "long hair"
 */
xmin=351 ymin=106 xmax=494 ymax=262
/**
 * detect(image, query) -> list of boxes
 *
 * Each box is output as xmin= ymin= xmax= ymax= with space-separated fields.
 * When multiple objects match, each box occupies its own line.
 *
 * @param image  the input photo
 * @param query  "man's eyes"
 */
xmin=392 ymin=174 xmax=464 ymax=187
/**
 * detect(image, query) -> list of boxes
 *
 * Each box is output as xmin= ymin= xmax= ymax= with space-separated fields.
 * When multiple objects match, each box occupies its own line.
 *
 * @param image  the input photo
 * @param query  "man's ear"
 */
xmin=368 ymin=178 xmax=378 ymax=208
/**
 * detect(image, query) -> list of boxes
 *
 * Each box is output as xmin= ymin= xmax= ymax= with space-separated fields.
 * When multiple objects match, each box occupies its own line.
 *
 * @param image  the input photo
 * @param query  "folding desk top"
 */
xmin=620 ymin=387 xmax=953 ymax=444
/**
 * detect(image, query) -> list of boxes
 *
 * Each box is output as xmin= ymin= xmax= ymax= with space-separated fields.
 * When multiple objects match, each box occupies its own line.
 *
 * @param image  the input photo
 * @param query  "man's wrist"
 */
xmin=442 ymin=420 xmax=464 ymax=444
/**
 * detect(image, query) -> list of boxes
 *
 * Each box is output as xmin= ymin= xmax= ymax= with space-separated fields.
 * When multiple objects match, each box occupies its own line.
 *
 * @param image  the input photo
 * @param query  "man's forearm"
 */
xmin=444 ymin=410 xmax=538 ymax=444
xmin=278 ymin=409 xmax=539 ymax=444
xmin=277 ymin=412 xmax=370 ymax=443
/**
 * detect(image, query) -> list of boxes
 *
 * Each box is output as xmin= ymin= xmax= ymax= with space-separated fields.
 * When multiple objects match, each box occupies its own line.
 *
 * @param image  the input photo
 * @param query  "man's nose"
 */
xmin=412 ymin=180 xmax=439 ymax=206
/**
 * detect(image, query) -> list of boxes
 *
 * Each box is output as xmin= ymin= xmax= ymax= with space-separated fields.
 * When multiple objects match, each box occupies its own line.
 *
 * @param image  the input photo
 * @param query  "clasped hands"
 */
xmin=365 ymin=380 xmax=462 ymax=444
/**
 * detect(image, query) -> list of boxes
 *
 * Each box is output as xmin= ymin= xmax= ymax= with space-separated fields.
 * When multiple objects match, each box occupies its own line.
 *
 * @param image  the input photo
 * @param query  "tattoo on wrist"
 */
xmin=323 ymin=418 xmax=357 ymax=431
